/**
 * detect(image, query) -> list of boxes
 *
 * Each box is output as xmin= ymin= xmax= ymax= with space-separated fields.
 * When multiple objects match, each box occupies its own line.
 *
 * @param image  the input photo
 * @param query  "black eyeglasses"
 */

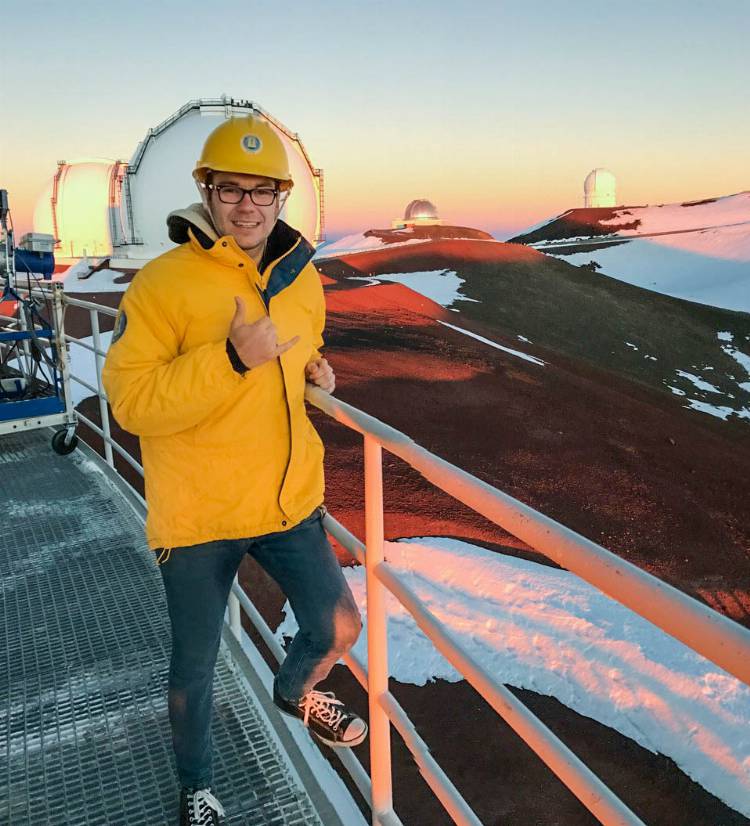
xmin=206 ymin=184 xmax=279 ymax=206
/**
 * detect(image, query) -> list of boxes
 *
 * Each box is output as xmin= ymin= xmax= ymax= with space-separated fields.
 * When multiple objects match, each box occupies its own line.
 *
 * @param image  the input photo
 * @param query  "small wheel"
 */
xmin=52 ymin=429 xmax=78 ymax=455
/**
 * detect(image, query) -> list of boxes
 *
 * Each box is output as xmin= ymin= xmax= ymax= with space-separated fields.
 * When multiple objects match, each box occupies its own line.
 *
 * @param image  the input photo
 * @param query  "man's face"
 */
xmin=208 ymin=171 xmax=282 ymax=258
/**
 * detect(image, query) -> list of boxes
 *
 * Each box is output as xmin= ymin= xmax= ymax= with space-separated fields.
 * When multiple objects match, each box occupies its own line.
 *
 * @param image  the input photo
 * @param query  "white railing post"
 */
xmin=228 ymin=575 xmax=242 ymax=638
xmin=364 ymin=435 xmax=393 ymax=825
xmin=89 ymin=309 xmax=114 ymax=467
xmin=51 ymin=283 xmax=76 ymax=429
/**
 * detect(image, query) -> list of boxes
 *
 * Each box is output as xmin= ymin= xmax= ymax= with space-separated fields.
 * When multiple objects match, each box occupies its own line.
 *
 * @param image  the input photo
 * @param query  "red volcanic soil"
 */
xmin=364 ymin=224 xmax=495 ymax=243
xmin=330 ymin=237 xmax=535 ymax=275
xmin=322 ymin=280 xmax=447 ymax=323
xmin=65 ymin=250 xmax=750 ymax=826
xmin=316 ymin=282 xmax=750 ymax=618
xmin=509 ymin=207 xmax=643 ymax=244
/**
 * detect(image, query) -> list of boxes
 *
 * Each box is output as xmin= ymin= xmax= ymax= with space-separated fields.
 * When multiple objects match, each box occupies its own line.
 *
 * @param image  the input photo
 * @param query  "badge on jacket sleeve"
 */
xmin=112 ymin=309 xmax=128 ymax=344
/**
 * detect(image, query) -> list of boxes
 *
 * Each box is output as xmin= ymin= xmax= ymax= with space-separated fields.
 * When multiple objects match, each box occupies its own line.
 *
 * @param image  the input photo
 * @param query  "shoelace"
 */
xmin=300 ymin=690 xmax=346 ymax=731
xmin=189 ymin=788 xmax=225 ymax=825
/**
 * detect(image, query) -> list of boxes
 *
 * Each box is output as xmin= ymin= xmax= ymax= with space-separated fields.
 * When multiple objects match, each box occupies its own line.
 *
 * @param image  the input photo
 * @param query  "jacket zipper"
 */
xmin=253 ymin=254 xmax=296 ymax=525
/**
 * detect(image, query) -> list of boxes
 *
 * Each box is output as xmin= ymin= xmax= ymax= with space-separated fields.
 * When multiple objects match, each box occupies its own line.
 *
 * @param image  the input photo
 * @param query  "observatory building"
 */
xmin=392 ymin=198 xmax=443 ymax=229
xmin=33 ymin=159 xmax=126 ymax=259
xmin=33 ymin=97 xmax=324 ymax=264
xmin=583 ymin=168 xmax=616 ymax=208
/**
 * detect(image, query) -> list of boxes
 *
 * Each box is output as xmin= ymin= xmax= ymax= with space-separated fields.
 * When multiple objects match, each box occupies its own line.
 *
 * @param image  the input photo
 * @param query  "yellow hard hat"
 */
xmin=193 ymin=115 xmax=294 ymax=188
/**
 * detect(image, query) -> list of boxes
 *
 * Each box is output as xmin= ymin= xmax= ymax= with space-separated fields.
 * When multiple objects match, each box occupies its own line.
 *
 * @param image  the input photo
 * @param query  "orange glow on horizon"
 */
xmin=6 ymin=152 xmax=748 ymax=245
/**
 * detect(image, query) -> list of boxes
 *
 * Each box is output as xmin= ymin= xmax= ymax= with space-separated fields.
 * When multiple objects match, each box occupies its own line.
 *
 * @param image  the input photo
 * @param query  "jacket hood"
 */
xmin=167 ymin=203 xmax=218 ymax=247
xmin=165 ymin=204 xmax=315 ymax=282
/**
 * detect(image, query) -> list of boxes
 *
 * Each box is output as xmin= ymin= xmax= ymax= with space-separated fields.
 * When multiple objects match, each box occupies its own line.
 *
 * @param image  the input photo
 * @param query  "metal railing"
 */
xmin=27 ymin=287 xmax=750 ymax=826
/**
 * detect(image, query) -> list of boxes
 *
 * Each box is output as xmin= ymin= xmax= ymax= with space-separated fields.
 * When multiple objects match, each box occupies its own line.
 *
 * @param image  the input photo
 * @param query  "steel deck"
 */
xmin=0 ymin=429 xmax=335 ymax=826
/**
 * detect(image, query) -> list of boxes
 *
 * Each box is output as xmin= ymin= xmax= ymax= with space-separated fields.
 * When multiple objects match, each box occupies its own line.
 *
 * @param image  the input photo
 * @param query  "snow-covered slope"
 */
xmin=315 ymin=231 xmax=406 ymax=259
xmin=514 ymin=192 xmax=750 ymax=244
xmin=596 ymin=192 xmax=750 ymax=237
xmin=512 ymin=192 xmax=750 ymax=314
xmin=551 ymin=224 xmax=750 ymax=313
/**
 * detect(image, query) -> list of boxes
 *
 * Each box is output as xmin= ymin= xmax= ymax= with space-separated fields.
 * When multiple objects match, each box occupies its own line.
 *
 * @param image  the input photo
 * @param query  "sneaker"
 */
xmin=179 ymin=787 xmax=225 ymax=826
xmin=273 ymin=685 xmax=368 ymax=748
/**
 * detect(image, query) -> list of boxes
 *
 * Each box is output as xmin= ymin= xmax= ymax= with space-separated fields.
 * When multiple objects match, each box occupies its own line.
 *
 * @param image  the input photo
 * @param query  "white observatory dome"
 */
xmin=584 ymin=168 xmax=616 ymax=208
xmin=404 ymin=199 xmax=439 ymax=221
xmin=122 ymin=98 xmax=323 ymax=259
xmin=33 ymin=158 xmax=125 ymax=259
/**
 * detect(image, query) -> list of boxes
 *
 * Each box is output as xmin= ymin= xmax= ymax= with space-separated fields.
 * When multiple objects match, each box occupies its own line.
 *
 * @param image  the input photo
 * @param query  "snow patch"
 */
xmin=667 ymin=367 xmax=750 ymax=421
xmin=438 ymin=321 xmax=546 ymax=366
xmin=314 ymin=234 xmax=429 ymax=260
xmin=685 ymin=400 xmax=738 ymax=420
xmin=276 ymin=537 xmax=750 ymax=816
xmin=675 ymin=370 xmax=722 ymax=394
xmin=55 ymin=263 xmax=131 ymax=294
xmin=722 ymin=344 xmax=750 ymax=377
xmin=348 ymin=269 xmax=477 ymax=309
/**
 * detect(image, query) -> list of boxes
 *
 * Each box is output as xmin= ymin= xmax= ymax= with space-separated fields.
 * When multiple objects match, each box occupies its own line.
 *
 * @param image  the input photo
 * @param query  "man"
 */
xmin=102 ymin=115 xmax=366 ymax=826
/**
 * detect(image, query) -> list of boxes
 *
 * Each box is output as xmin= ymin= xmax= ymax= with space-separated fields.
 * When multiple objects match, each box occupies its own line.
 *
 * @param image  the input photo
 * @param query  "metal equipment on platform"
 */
xmin=0 ymin=189 xmax=77 ymax=452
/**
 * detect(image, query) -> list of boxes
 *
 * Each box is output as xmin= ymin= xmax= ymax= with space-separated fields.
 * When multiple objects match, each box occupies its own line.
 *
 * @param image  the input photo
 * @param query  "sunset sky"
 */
xmin=2 ymin=0 xmax=748 ymax=241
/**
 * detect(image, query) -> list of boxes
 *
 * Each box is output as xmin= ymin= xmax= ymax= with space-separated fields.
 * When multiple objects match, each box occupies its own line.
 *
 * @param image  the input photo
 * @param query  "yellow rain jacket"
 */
xmin=102 ymin=206 xmax=326 ymax=550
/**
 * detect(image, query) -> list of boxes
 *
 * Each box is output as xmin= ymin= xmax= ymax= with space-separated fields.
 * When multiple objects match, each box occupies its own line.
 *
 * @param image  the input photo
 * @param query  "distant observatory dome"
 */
xmin=404 ymin=199 xmax=439 ymax=221
xmin=392 ymin=198 xmax=442 ymax=228
xmin=584 ymin=168 xmax=616 ymax=208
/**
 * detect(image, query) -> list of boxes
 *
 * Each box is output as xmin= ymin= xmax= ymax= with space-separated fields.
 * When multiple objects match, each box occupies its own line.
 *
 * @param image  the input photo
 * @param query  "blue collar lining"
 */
xmin=265 ymin=232 xmax=315 ymax=300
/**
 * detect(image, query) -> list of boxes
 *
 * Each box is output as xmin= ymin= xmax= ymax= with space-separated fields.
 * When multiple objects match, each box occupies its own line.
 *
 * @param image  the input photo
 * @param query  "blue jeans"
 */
xmin=156 ymin=507 xmax=362 ymax=789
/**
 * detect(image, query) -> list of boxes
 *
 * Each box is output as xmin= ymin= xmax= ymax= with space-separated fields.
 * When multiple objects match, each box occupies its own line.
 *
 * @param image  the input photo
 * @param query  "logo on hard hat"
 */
xmin=241 ymin=134 xmax=263 ymax=153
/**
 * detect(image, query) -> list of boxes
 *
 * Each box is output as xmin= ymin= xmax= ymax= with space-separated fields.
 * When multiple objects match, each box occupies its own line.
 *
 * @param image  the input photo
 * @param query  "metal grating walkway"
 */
xmin=0 ymin=429 xmax=327 ymax=826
